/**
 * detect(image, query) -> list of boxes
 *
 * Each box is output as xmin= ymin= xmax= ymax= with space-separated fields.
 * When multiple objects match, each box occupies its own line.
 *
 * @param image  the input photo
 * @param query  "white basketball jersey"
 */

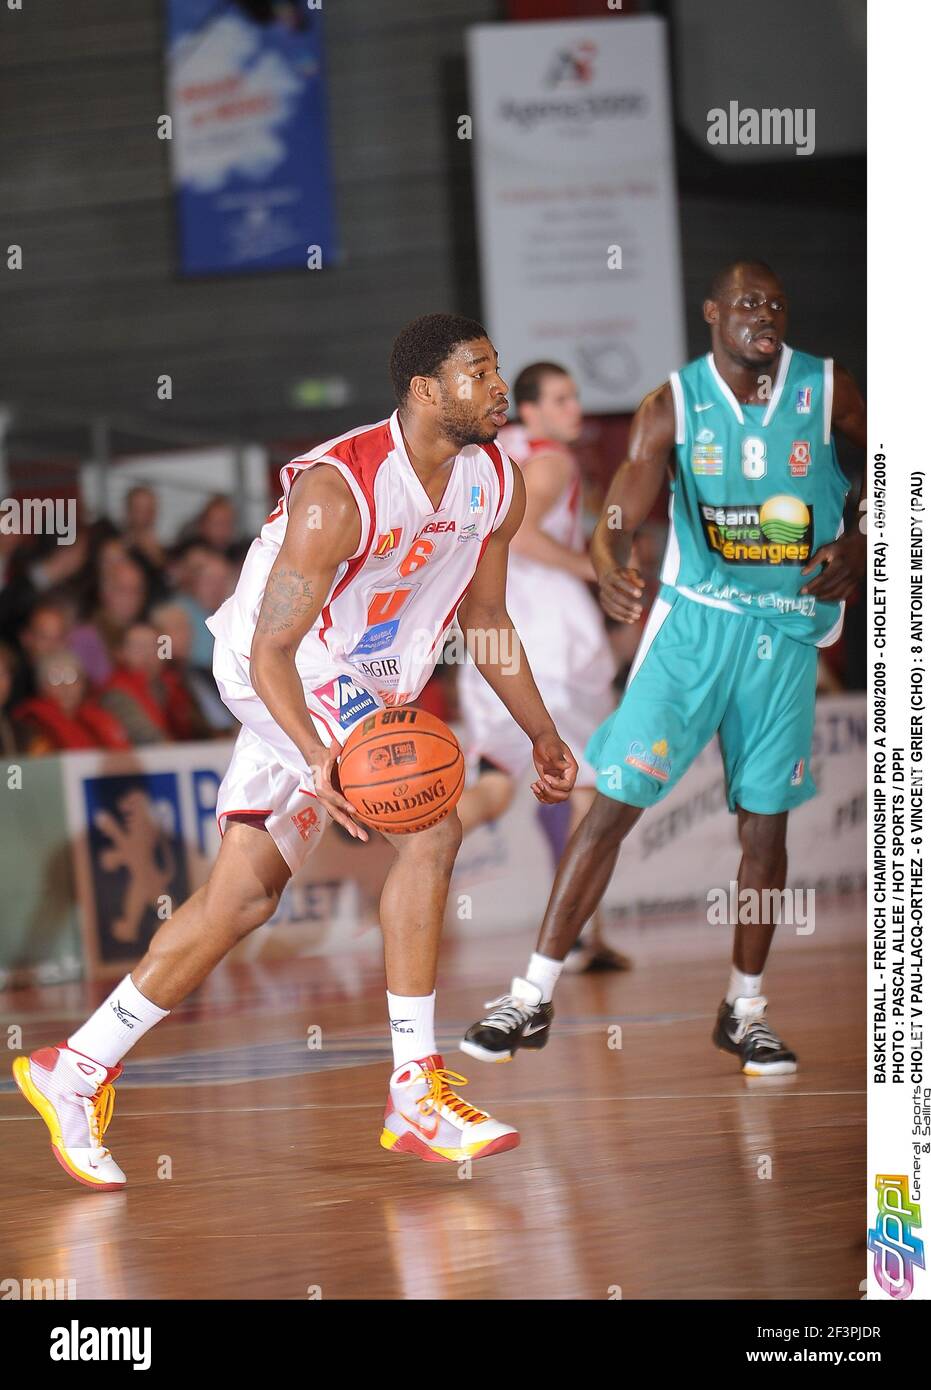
xmin=459 ymin=425 xmax=614 ymax=704
xmin=495 ymin=424 xmax=584 ymax=552
xmin=207 ymin=411 xmax=514 ymax=711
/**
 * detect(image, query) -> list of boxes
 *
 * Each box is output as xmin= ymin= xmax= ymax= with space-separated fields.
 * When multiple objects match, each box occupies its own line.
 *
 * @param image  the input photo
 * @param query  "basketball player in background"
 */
xmin=463 ymin=262 xmax=866 ymax=1074
xmin=456 ymin=362 xmax=628 ymax=976
xmin=13 ymin=314 xmax=578 ymax=1187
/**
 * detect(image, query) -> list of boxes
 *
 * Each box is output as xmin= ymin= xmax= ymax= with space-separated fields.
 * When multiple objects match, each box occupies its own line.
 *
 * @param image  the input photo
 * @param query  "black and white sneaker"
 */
xmin=460 ymin=978 xmax=554 ymax=1064
xmin=712 ymin=996 xmax=798 ymax=1076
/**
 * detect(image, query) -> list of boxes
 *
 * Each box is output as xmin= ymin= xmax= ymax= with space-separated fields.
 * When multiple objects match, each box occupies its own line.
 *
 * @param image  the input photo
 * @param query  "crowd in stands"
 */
xmin=0 ymin=488 xmax=244 ymax=756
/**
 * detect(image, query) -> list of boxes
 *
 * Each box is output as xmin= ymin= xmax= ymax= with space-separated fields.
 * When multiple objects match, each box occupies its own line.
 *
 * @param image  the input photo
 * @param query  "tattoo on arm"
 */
xmin=256 ymin=568 xmax=314 ymax=636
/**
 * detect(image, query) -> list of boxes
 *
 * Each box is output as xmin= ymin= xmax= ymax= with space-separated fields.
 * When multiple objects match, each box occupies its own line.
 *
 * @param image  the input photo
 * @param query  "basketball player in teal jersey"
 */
xmin=462 ymin=261 xmax=867 ymax=1075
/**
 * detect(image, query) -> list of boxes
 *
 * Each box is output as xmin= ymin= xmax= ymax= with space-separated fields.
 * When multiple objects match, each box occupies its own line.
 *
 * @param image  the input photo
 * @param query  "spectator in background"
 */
xmin=11 ymin=601 xmax=71 ymax=704
xmin=0 ymin=528 xmax=89 ymax=643
xmin=65 ymin=517 xmax=124 ymax=619
xmin=199 ymin=495 xmax=238 ymax=555
xmin=123 ymin=485 xmax=169 ymax=602
xmin=96 ymin=534 xmax=131 ymax=578
xmin=165 ymin=538 xmax=209 ymax=593
xmin=0 ymin=641 xmax=21 ymax=754
xmin=172 ymin=544 xmax=234 ymax=672
xmin=12 ymin=648 xmax=129 ymax=755
xmin=178 ymin=495 xmax=240 ymax=560
xmin=69 ymin=556 xmax=148 ymax=687
xmin=150 ymin=601 xmax=236 ymax=735
xmin=98 ymin=622 xmax=199 ymax=745
xmin=0 ymin=531 xmax=24 ymax=589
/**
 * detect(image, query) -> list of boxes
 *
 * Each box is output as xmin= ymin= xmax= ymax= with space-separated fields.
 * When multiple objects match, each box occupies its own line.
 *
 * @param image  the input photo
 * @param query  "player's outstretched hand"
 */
xmin=597 ymin=565 xmax=644 ymax=623
xmin=530 ymin=732 xmax=578 ymax=804
xmin=307 ymin=738 xmax=369 ymax=841
xmin=800 ymin=530 xmax=867 ymax=602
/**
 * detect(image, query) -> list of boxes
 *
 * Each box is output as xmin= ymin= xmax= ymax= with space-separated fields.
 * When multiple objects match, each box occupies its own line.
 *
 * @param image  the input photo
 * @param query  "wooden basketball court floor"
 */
xmin=0 ymin=897 xmax=865 ymax=1301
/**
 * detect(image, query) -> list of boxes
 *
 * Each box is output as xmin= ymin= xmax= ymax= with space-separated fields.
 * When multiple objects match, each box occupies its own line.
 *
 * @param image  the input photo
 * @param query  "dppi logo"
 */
xmin=867 ymin=1175 xmax=925 ymax=1298
xmin=546 ymin=40 xmax=596 ymax=87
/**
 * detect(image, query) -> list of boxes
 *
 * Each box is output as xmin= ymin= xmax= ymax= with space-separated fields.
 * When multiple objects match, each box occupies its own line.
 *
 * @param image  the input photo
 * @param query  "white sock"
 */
xmin=68 ymin=974 xmax=170 ymax=1068
xmin=387 ymin=990 xmax=436 ymax=1068
xmin=726 ymin=967 xmax=764 ymax=1005
xmin=525 ymin=951 xmax=563 ymax=1004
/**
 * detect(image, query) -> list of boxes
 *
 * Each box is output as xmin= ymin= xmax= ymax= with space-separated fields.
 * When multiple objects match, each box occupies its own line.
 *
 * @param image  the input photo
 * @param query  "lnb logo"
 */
xmin=867 ymin=1175 xmax=925 ymax=1298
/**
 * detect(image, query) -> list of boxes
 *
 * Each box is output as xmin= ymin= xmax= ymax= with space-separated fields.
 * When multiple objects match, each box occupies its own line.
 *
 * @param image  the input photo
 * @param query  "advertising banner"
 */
xmin=468 ymin=16 xmax=685 ymax=411
xmin=0 ymin=757 xmax=82 ymax=990
xmin=164 ymin=0 xmax=337 ymax=275
xmin=453 ymin=694 xmax=867 ymax=929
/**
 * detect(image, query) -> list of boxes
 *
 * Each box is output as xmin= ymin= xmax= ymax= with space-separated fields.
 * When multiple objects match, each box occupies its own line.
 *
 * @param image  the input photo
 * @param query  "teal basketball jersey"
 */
xmin=661 ymin=347 xmax=850 ymax=645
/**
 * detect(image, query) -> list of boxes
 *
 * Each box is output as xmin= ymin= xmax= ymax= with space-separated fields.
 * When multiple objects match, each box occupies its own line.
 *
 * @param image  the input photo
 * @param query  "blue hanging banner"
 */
xmin=165 ymin=0 xmax=337 ymax=275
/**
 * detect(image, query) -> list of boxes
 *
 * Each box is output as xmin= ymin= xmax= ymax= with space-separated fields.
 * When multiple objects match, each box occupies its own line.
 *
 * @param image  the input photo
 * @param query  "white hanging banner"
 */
xmin=467 ymin=15 xmax=685 ymax=412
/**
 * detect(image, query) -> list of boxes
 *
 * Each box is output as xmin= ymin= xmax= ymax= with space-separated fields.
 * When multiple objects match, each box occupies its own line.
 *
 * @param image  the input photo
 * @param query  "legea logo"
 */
xmin=867 ymin=1175 xmax=925 ymax=1298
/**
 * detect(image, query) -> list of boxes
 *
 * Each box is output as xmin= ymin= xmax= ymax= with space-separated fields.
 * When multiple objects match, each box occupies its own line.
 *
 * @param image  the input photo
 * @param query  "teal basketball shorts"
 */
xmin=586 ymin=591 xmax=819 ymax=815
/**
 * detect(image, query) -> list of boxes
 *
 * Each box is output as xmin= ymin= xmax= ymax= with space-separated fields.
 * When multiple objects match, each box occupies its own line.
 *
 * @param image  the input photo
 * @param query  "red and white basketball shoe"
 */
xmin=380 ymin=1053 xmax=520 ymax=1163
xmin=12 ymin=1044 xmax=126 ymax=1190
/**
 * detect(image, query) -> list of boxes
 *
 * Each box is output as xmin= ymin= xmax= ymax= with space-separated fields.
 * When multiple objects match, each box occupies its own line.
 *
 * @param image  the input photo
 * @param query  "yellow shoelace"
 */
xmin=419 ymin=1067 xmax=487 ymax=1126
xmin=89 ymin=1084 xmax=116 ymax=1150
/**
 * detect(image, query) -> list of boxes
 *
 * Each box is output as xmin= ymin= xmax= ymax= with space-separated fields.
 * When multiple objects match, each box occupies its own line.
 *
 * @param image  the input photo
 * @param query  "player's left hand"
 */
xmin=530 ymin=732 xmax=578 ymax=804
xmin=800 ymin=529 xmax=867 ymax=602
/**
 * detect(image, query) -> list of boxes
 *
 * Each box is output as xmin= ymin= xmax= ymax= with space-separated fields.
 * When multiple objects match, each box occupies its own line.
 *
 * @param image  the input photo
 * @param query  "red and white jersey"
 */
xmin=495 ymin=424 xmax=583 ymax=552
xmin=206 ymin=410 xmax=514 ymax=707
xmin=459 ymin=423 xmax=614 ymax=702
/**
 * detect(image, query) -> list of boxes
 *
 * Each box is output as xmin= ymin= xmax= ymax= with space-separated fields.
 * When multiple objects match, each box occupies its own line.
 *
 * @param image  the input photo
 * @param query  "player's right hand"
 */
xmin=306 ymin=738 xmax=369 ymax=841
xmin=597 ymin=566 xmax=644 ymax=623
xmin=530 ymin=732 xmax=578 ymax=804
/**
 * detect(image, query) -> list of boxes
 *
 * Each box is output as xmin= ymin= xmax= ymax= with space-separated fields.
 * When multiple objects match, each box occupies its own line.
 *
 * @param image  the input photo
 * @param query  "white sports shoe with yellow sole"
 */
xmin=380 ymin=1053 xmax=520 ymax=1163
xmin=13 ymin=1044 xmax=126 ymax=1190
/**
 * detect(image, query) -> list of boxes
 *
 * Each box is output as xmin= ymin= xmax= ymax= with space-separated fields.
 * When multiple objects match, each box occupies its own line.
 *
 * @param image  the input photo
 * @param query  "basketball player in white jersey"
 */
xmin=12 ymin=314 xmax=578 ymax=1184
xmin=456 ymin=362 xmax=628 ymax=980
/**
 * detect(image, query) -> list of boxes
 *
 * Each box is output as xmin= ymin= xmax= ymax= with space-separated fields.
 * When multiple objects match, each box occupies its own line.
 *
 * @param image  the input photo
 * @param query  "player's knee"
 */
xmin=430 ymin=812 xmax=463 ymax=869
xmin=397 ymin=812 xmax=462 ymax=871
xmin=738 ymin=813 xmax=787 ymax=875
xmin=579 ymin=793 xmax=639 ymax=850
xmin=206 ymin=881 xmax=281 ymax=940
xmin=239 ymin=888 xmax=281 ymax=936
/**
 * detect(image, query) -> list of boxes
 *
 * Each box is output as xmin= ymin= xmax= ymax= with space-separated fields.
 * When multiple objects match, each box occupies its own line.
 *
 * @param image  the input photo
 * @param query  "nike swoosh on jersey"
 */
xmin=694 ymin=402 xmax=715 ymax=412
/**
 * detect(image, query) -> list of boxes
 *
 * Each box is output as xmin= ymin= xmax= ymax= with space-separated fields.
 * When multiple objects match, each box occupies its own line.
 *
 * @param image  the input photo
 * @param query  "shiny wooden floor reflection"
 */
xmin=0 ymin=899 xmax=865 ymax=1300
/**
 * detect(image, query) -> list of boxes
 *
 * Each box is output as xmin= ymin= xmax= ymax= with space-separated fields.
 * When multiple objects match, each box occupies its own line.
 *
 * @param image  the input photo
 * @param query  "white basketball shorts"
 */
xmin=212 ymin=642 xmax=386 ymax=874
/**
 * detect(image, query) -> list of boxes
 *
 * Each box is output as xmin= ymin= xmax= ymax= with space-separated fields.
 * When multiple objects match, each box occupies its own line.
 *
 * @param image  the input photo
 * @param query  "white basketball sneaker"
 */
xmin=13 ymin=1043 xmax=126 ymax=1190
xmin=380 ymin=1053 xmax=520 ymax=1163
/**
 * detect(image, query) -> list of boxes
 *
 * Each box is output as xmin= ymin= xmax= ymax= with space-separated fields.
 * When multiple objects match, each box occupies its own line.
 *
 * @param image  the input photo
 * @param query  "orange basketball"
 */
xmin=338 ymin=706 xmax=464 ymax=833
